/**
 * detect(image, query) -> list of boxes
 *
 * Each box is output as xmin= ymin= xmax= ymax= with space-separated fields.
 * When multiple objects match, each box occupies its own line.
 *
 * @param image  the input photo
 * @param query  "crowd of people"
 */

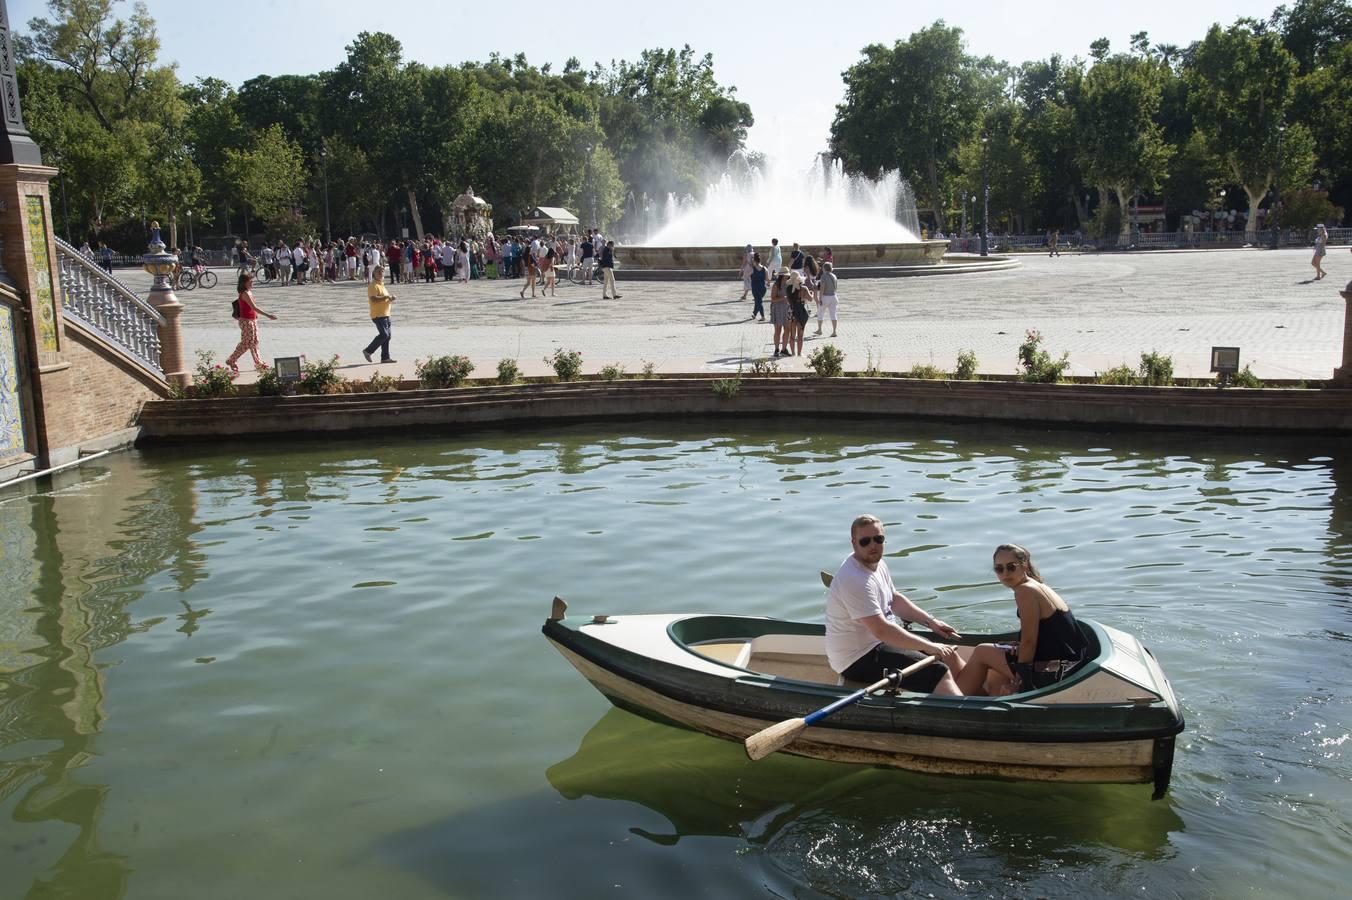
xmin=740 ymin=240 xmax=841 ymax=357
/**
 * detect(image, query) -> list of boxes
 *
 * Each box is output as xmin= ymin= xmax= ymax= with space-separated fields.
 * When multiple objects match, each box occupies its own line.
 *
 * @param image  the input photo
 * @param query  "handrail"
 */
xmin=54 ymin=236 xmax=165 ymax=375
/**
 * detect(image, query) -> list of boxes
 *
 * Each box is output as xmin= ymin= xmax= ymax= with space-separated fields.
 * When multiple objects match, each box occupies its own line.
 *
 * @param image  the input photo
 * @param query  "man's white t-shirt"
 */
xmin=825 ymin=555 xmax=899 ymax=672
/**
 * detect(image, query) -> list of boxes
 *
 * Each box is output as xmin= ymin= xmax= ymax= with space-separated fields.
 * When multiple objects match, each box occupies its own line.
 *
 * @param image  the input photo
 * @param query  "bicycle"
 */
xmin=179 ymin=265 xmax=218 ymax=291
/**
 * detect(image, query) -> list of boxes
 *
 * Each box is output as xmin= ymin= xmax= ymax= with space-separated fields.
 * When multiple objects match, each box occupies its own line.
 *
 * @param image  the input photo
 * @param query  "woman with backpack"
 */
xmin=226 ymin=272 xmax=277 ymax=375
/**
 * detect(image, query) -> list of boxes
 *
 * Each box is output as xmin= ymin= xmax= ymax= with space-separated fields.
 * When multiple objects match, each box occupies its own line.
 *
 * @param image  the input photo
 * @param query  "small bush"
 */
xmin=860 ymin=346 xmax=885 ymax=377
xmin=189 ymin=350 xmax=237 ymax=398
xmin=748 ymin=357 xmax=779 ymax=377
xmin=806 ymin=343 xmax=845 ymax=377
xmin=908 ymin=363 xmax=946 ymax=380
xmin=367 ymin=371 xmax=400 ymax=392
xmin=1017 ymin=329 xmax=1071 ymax=383
xmin=1138 ymin=350 xmax=1174 ymax=386
xmin=640 ymin=360 xmax=656 ymax=378
xmin=599 ymin=363 xmax=625 ymax=381
xmin=496 ymin=358 xmax=521 ymax=385
xmin=953 ymin=349 xmax=979 ymax=381
xmin=712 ymin=376 xmax=741 ymax=398
xmin=546 ymin=348 xmax=583 ymax=381
xmin=416 ymin=355 xmax=474 ymax=388
xmin=256 ymin=367 xmax=282 ymax=396
xmin=300 ymin=354 xmax=344 ymax=395
xmin=1231 ymin=365 xmax=1263 ymax=388
xmin=1095 ymin=364 xmax=1139 ymax=385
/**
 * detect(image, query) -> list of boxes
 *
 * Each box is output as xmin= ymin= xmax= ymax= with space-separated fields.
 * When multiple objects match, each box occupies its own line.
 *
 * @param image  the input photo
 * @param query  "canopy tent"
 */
xmin=520 ymin=207 xmax=580 ymax=232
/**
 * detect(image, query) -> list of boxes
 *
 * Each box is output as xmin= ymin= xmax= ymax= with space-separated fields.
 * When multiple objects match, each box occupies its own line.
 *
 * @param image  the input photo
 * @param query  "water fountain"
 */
xmin=620 ymin=152 xmax=990 ymax=276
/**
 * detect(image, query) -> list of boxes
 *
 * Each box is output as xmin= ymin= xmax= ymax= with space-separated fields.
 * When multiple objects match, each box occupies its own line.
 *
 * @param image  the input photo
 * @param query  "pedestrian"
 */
xmin=345 ymin=241 xmax=358 ymax=280
xmin=740 ymin=243 xmax=754 ymax=300
xmin=276 ymin=241 xmax=292 ymax=284
xmin=786 ymin=269 xmax=810 ymax=356
xmin=768 ymin=237 xmax=782 ymax=276
xmin=458 ymin=240 xmax=471 ymax=284
xmin=540 ymin=244 xmax=558 ymax=296
xmin=769 ymin=270 xmax=789 ymax=356
xmin=388 ymin=239 xmax=402 ymax=284
xmin=98 ymin=242 xmax=114 ymax=273
xmin=1048 ymin=229 xmax=1060 ymax=258
xmin=1313 ymin=224 xmax=1328 ymax=280
xmin=519 ymin=241 xmax=537 ymax=299
xmin=361 ymin=265 xmax=396 ymax=364
xmin=441 ymin=239 xmax=457 ymax=281
xmin=817 ymin=261 xmax=839 ymax=337
xmin=424 ymin=245 xmax=437 ymax=282
xmin=580 ymin=232 xmax=595 ymax=285
xmin=749 ymin=252 xmax=767 ymax=321
xmin=599 ymin=240 xmax=620 ymax=299
xmin=225 ymin=272 xmax=276 ymax=375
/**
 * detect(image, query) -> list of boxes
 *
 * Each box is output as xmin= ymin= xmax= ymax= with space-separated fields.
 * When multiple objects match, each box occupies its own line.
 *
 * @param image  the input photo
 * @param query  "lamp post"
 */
xmin=960 ymin=190 xmax=968 ymax=238
xmin=320 ymin=142 xmax=331 ymax=244
xmin=186 ymin=209 xmax=193 ymax=249
xmin=1270 ymin=123 xmax=1285 ymax=251
xmin=980 ymin=134 xmax=989 ymax=257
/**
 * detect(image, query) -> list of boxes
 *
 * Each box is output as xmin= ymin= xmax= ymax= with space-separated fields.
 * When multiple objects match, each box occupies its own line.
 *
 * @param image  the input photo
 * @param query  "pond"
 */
xmin=1 ymin=421 xmax=1349 ymax=898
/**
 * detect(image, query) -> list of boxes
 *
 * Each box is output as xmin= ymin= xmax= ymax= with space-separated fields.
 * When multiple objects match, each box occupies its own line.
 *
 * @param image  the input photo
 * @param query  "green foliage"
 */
xmin=545 ymin=348 xmax=583 ymax=381
xmin=1095 ymin=364 xmax=1140 ymax=385
xmin=1017 ymin=329 xmax=1071 ymax=383
xmin=1282 ymin=187 xmax=1344 ymax=236
xmin=748 ymin=357 xmax=779 ymax=377
xmin=953 ymin=349 xmax=979 ymax=380
xmin=300 ymin=354 xmax=344 ymax=394
xmin=712 ymin=376 xmax=741 ymax=398
xmin=806 ymin=344 xmax=846 ymax=378
xmin=639 ymin=360 xmax=656 ymax=378
xmin=256 ymin=366 xmax=282 ymax=396
xmin=416 ymin=354 xmax=474 ymax=388
xmin=188 ymin=350 xmax=237 ymax=398
xmin=496 ymin=358 xmax=521 ymax=385
xmin=598 ymin=364 xmax=625 ymax=381
xmin=1231 ymin=365 xmax=1263 ymax=388
xmin=860 ymin=347 xmax=885 ymax=378
xmin=1138 ymin=350 xmax=1174 ymax=386
xmin=908 ymin=363 xmax=946 ymax=380
xmin=225 ymin=124 xmax=305 ymax=227
xmin=367 ymin=371 xmax=400 ymax=392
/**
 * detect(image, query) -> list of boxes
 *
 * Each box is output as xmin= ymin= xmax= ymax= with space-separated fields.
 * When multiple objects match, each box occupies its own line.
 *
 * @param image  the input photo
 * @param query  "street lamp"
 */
xmin=960 ymin=190 xmax=968 ymax=238
xmin=1270 ymin=123 xmax=1285 ymax=251
xmin=980 ymin=134 xmax=989 ymax=257
xmin=186 ymin=209 xmax=193 ymax=249
xmin=320 ymin=142 xmax=331 ymax=244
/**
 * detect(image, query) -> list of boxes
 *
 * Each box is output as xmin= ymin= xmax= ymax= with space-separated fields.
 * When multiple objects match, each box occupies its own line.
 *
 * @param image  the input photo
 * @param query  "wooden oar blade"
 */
xmin=820 ymin=570 xmax=834 ymax=588
xmin=745 ymin=717 xmax=808 ymax=761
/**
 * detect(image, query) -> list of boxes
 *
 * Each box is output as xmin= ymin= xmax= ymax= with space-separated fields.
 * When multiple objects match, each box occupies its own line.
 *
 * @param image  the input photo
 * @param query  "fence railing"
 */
xmin=56 ymin=237 xmax=164 ymax=375
xmin=945 ymin=227 xmax=1351 ymax=253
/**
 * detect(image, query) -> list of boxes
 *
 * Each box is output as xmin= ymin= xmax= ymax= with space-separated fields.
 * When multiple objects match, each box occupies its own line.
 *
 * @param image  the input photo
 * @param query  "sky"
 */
xmin=10 ymin=0 xmax=1283 ymax=169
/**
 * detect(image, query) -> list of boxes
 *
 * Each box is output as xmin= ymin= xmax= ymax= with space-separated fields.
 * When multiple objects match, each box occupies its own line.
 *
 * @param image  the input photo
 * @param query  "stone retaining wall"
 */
xmin=135 ymin=378 xmax=1352 ymax=442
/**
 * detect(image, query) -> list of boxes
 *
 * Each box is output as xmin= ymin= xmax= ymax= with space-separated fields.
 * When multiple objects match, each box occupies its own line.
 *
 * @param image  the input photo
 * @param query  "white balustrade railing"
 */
xmin=55 ymin=237 xmax=164 ymax=375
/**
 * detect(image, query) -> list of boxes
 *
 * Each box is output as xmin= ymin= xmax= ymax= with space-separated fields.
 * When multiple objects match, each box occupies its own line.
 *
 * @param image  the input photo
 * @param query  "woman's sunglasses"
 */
xmin=857 ymin=535 xmax=885 ymax=546
xmin=992 ymin=562 xmax=1021 ymax=574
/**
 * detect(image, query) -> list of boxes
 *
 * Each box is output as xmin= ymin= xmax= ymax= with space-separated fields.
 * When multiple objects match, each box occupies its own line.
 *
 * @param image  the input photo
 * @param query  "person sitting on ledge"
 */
xmin=826 ymin=514 xmax=965 ymax=695
xmin=956 ymin=544 xmax=1089 ymax=696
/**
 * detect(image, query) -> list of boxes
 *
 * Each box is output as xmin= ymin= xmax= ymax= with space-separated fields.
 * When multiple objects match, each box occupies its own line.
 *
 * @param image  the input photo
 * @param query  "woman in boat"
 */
xmin=956 ymin=544 xmax=1089 ymax=696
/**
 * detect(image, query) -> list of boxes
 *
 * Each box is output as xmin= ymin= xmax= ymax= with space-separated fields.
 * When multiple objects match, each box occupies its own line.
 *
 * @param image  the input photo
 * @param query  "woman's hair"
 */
xmin=994 ymin=543 xmax=1043 ymax=581
xmin=236 ymin=271 xmax=252 ymax=292
xmin=753 ymin=252 xmax=761 ymax=263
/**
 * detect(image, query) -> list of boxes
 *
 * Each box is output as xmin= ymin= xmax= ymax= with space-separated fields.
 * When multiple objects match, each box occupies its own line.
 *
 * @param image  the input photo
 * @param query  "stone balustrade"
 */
xmin=55 ymin=236 xmax=164 ymax=375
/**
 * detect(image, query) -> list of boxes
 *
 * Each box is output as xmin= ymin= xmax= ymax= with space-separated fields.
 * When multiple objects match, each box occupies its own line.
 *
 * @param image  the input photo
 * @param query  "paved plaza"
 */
xmin=120 ymin=248 xmax=1350 ymax=383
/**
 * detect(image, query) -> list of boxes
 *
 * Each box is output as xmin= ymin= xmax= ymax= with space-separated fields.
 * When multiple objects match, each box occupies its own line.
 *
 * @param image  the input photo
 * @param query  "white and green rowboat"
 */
xmin=543 ymin=594 xmax=1184 ymax=798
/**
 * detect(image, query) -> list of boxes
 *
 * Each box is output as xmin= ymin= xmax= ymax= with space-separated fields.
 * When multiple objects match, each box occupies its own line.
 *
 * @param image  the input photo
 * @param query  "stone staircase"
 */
xmin=54 ymin=237 xmax=165 ymax=378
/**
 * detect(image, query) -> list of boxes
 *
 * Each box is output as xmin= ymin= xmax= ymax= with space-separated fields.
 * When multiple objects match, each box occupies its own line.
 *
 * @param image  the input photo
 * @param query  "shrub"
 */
xmin=416 ymin=355 xmax=474 ymax=388
xmin=496 ymin=358 xmax=521 ymax=385
xmin=545 ymin=348 xmax=583 ymax=381
xmin=748 ymin=356 xmax=779 ymax=377
xmin=640 ymin=360 xmax=656 ymax=378
xmin=806 ymin=343 xmax=845 ymax=377
xmin=953 ymin=349 xmax=979 ymax=381
xmin=300 ymin=354 xmax=344 ymax=395
xmin=599 ymin=363 xmax=625 ymax=381
xmin=1138 ymin=350 xmax=1174 ymax=386
xmin=1231 ymin=365 xmax=1263 ymax=388
xmin=712 ymin=376 xmax=741 ymax=398
xmin=1017 ymin=329 xmax=1071 ymax=383
xmin=367 ymin=371 xmax=400 ymax=392
xmin=1096 ymin=364 xmax=1139 ymax=385
xmin=189 ymin=350 xmax=237 ymax=398
xmin=908 ymin=363 xmax=946 ymax=380
xmin=860 ymin=346 xmax=885 ymax=378
xmin=256 ymin=366 xmax=282 ymax=396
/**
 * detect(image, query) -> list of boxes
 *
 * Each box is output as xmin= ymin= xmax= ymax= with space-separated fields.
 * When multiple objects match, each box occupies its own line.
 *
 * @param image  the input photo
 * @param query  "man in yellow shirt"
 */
xmin=362 ymin=265 xmax=397 ymax=363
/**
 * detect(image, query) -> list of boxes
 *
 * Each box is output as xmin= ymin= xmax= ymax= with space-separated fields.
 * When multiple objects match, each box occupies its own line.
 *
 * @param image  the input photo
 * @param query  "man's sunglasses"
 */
xmin=992 ymin=562 xmax=1021 ymax=574
xmin=857 ymin=535 xmax=885 ymax=546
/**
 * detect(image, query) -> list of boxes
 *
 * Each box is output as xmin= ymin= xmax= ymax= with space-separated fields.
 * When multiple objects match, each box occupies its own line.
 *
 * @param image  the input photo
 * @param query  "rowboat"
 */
xmin=542 ymin=594 xmax=1184 ymax=798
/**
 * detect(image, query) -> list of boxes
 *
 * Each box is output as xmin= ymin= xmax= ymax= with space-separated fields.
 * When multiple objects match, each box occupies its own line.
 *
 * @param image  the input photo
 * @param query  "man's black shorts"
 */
xmin=841 ymin=645 xmax=947 ymax=691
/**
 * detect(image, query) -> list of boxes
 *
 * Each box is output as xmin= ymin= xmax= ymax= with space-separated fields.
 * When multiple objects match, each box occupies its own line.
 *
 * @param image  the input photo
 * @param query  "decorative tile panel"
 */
xmin=0 ymin=302 xmax=26 ymax=458
xmin=25 ymin=194 xmax=58 ymax=352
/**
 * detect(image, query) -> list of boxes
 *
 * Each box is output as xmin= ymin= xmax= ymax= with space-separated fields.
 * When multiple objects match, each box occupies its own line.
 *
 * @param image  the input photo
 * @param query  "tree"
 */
xmin=1077 ymin=54 xmax=1173 ymax=244
xmin=224 ymin=125 xmax=303 ymax=242
xmin=831 ymin=22 xmax=1001 ymax=226
xmin=1272 ymin=0 xmax=1352 ymax=75
xmin=1016 ymin=55 xmax=1087 ymax=228
xmin=1187 ymin=21 xmax=1303 ymax=241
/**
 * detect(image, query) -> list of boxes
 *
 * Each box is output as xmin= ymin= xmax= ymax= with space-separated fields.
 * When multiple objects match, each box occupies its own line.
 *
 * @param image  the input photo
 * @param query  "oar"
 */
xmin=744 ymin=654 xmax=937 ymax=761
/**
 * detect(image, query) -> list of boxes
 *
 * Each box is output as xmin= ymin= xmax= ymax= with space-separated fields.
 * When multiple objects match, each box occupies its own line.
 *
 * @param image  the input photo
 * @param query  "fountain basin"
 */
xmin=613 ymin=240 xmax=1018 ymax=280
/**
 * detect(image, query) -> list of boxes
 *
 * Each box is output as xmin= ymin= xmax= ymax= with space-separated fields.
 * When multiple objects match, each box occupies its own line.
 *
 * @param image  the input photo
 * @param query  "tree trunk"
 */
xmin=1243 ymin=181 xmax=1268 ymax=244
xmin=1069 ymin=188 xmax=1089 ymax=230
xmin=169 ymin=211 xmax=178 ymax=250
xmin=926 ymin=157 xmax=942 ymax=230
xmin=1113 ymin=185 xmax=1132 ymax=246
xmin=406 ymin=188 xmax=425 ymax=240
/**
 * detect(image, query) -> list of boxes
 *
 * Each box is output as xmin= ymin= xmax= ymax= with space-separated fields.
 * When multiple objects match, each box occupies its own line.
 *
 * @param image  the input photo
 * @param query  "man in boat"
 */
xmin=826 ymin=515 xmax=966 ymax=695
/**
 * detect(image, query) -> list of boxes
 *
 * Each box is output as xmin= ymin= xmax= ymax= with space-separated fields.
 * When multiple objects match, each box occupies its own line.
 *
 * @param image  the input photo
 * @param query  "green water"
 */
xmin=2 ymin=421 xmax=1349 ymax=899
